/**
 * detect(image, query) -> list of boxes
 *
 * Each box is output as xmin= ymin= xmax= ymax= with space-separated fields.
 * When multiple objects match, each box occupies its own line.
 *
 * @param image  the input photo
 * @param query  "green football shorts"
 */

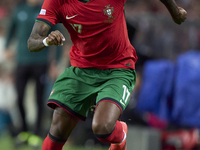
xmin=48 ymin=66 xmax=136 ymax=121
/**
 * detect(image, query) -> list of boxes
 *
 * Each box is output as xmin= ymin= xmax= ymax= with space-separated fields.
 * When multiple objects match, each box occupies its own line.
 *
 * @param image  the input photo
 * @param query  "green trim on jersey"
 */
xmin=35 ymin=20 xmax=51 ymax=28
xmin=78 ymin=0 xmax=90 ymax=3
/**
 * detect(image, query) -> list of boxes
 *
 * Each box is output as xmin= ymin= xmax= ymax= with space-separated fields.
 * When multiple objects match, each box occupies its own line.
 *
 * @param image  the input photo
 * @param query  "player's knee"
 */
xmin=50 ymin=117 xmax=65 ymax=139
xmin=49 ymin=108 xmax=71 ymax=139
xmin=92 ymin=120 xmax=114 ymax=135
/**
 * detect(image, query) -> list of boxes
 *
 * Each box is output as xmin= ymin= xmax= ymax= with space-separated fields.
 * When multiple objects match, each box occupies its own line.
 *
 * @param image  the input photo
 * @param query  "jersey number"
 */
xmin=120 ymin=85 xmax=130 ymax=106
xmin=69 ymin=23 xmax=82 ymax=34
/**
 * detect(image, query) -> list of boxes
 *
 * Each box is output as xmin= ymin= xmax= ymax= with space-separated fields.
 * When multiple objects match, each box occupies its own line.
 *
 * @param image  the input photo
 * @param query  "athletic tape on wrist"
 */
xmin=43 ymin=37 xmax=49 ymax=47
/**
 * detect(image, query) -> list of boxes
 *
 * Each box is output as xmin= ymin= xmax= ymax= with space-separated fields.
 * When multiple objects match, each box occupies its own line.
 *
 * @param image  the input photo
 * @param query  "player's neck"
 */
xmin=78 ymin=0 xmax=90 ymax=3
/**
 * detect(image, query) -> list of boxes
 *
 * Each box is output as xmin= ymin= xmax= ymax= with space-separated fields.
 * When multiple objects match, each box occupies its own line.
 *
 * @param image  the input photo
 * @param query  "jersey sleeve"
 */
xmin=36 ymin=0 xmax=61 ymax=27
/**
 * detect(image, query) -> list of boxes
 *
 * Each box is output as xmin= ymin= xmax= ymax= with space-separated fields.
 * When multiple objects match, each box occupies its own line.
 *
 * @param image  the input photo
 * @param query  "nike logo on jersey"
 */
xmin=66 ymin=14 xmax=78 ymax=19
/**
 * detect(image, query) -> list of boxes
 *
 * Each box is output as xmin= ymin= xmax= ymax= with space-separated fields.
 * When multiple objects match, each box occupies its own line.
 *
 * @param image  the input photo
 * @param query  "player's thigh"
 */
xmin=92 ymin=69 xmax=136 ymax=133
xmin=92 ymin=81 xmax=131 ymax=134
xmin=92 ymin=101 xmax=121 ymax=134
xmin=96 ymin=69 xmax=136 ymax=113
xmin=48 ymin=67 xmax=97 ymax=121
xmin=50 ymin=107 xmax=79 ymax=139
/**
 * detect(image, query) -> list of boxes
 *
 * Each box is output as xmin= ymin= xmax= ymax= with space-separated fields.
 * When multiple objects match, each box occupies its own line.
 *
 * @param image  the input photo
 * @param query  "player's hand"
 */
xmin=46 ymin=30 xmax=65 ymax=46
xmin=172 ymin=7 xmax=187 ymax=25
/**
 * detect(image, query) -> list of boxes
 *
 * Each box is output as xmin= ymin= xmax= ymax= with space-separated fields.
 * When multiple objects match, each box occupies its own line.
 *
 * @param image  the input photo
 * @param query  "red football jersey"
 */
xmin=37 ymin=0 xmax=137 ymax=69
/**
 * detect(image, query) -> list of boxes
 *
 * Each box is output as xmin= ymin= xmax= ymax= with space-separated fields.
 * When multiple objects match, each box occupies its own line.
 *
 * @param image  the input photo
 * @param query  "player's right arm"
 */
xmin=160 ymin=0 xmax=187 ymax=25
xmin=27 ymin=21 xmax=65 ymax=52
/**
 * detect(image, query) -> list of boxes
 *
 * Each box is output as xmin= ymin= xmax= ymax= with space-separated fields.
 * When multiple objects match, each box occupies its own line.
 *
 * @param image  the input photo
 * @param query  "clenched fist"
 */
xmin=46 ymin=30 xmax=65 ymax=46
xmin=172 ymin=7 xmax=187 ymax=25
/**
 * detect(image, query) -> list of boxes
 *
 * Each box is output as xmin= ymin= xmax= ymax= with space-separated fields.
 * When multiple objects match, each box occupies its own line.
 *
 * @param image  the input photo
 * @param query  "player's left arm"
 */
xmin=160 ymin=0 xmax=187 ymax=24
xmin=27 ymin=21 xmax=65 ymax=52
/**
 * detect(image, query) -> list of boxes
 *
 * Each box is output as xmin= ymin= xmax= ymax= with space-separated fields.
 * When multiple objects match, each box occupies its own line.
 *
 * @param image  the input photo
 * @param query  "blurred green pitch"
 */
xmin=0 ymin=132 xmax=107 ymax=150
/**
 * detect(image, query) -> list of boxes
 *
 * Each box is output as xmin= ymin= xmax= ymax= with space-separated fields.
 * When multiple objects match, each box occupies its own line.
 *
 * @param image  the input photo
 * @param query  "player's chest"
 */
xmin=60 ymin=0 xmax=123 ymax=24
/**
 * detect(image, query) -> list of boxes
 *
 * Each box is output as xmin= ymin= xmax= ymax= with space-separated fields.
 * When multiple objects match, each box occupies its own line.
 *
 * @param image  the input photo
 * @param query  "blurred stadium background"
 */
xmin=1 ymin=0 xmax=200 ymax=150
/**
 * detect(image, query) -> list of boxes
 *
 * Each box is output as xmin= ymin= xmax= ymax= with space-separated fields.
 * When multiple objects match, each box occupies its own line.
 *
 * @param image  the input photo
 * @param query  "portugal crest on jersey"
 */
xmin=103 ymin=5 xmax=114 ymax=19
